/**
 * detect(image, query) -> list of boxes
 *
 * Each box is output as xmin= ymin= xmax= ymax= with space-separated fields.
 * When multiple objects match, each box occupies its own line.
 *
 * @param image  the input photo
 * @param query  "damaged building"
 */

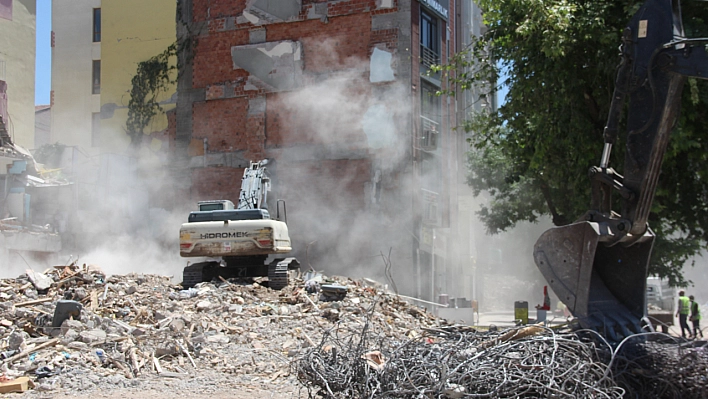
xmin=0 ymin=86 xmax=70 ymax=267
xmin=44 ymin=0 xmax=498 ymax=308
xmin=169 ymin=0 xmax=484 ymax=303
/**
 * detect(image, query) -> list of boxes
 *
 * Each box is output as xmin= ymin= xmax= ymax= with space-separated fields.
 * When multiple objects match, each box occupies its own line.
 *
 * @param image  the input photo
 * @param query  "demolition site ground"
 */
xmin=0 ymin=263 xmax=705 ymax=398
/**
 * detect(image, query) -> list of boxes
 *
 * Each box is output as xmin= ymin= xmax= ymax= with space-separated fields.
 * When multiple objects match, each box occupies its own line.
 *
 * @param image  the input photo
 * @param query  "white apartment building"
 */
xmin=0 ymin=0 xmax=37 ymax=149
xmin=50 ymin=0 xmax=100 ymax=150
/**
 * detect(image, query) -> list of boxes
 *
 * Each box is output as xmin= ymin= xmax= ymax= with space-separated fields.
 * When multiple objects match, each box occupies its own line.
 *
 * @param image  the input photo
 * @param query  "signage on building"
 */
xmin=421 ymin=0 xmax=449 ymax=21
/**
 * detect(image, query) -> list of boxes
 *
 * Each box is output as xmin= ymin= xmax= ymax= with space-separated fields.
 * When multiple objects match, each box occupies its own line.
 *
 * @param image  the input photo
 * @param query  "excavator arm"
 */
xmin=533 ymin=0 xmax=708 ymax=341
xmin=238 ymin=160 xmax=271 ymax=210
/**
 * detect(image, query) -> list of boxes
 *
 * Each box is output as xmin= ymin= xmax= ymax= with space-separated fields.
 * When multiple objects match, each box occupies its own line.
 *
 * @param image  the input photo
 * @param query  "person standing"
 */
xmin=677 ymin=290 xmax=691 ymax=338
xmin=689 ymin=295 xmax=703 ymax=339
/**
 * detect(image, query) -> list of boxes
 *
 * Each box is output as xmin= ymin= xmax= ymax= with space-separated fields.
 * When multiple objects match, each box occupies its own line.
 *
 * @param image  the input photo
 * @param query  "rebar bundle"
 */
xmin=294 ymin=321 xmax=708 ymax=399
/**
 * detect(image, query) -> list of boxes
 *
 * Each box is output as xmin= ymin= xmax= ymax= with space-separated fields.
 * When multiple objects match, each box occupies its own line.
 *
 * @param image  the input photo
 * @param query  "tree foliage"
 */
xmin=443 ymin=0 xmax=708 ymax=286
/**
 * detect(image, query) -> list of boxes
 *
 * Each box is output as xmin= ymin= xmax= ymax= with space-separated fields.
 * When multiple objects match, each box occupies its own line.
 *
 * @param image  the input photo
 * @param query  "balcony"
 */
xmin=420 ymin=45 xmax=441 ymax=79
xmin=420 ymin=115 xmax=439 ymax=150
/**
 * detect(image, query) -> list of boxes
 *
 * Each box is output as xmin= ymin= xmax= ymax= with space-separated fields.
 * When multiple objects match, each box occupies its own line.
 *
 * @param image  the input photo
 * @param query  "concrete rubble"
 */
xmin=0 ymin=263 xmax=443 ymax=397
xmin=0 ymin=263 xmax=705 ymax=398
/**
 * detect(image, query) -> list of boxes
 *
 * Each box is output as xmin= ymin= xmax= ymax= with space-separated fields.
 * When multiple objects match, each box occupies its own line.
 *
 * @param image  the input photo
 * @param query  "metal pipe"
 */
xmin=396 ymin=293 xmax=449 ymax=308
xmin=600 ymin=143 xmax=612 ymax=169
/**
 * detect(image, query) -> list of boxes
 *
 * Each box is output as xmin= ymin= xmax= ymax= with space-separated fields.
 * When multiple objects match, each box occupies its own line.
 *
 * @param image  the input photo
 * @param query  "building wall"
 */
xmin=174 ymin=0 xmax=428 ymax=292
xmin=34 ymin=106 xmax=50 ymax=147
xmin=0 ymin=0 xmax=36 ymax=149
xmin=100 ymin=0 xmax=176 ymax=152
xmin=173 ymin=0 xmax=466 ymax=300
xmin=51 ymin=0 xmax=100 ymax=150
xmin=52 ymin=0 xmax=176 ymax=154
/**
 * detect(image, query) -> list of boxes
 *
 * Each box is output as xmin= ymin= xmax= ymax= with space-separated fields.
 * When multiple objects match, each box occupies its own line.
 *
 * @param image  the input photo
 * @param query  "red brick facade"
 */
xmin=173 ymin=0 xmax=457 ymax=293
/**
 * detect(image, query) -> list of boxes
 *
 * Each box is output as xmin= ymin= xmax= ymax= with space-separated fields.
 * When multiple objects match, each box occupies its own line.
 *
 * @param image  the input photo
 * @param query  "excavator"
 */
xmin=533 ymin=0 xmax=708 ymax=341
xmin=179 ymin=160 xmax=299 ymax=289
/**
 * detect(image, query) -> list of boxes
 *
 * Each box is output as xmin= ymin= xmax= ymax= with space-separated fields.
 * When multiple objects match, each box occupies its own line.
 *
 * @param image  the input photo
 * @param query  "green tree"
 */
xmin=446 ymin=0 xmax=708 ymax=286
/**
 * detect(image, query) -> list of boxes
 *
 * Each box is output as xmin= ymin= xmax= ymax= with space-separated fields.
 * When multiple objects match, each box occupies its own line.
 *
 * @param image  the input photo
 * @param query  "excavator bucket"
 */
xmin=533 ymin=222 xmax=654 ymax=341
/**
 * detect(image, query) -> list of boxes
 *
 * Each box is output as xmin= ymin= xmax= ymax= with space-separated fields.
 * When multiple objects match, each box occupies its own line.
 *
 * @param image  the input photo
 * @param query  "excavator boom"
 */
xmin=533 ymin=0 xmax=708 ymax=340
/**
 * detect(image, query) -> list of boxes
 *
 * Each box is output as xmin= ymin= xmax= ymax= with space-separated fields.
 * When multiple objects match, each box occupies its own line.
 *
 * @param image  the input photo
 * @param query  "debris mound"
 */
xmin=0 ymin=263 xmax=705 ymax=398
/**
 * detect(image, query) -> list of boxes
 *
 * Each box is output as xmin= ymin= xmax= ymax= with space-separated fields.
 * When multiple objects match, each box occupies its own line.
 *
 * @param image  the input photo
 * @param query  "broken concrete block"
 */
xmin=169 ymin=318 xmax=186 ymax=332
xmin=79 ymin=329 xmax=106 ymax=344
xmin=8 ymin=331 xmax=25 ymax=351
xmin=155 ymin=342 xmax=180 ymax=357
xmin=196 ymin=300 xmax=212 ymax=311
xmin=26 ymin=269 xmax=52 ymax=291
xmin=66 ymin=341 xmax=88 ymax=350
xmin=206 ymin=333 xmax=230 ymax=344
xmin=60 ymin=329 xmax=79 ymax=345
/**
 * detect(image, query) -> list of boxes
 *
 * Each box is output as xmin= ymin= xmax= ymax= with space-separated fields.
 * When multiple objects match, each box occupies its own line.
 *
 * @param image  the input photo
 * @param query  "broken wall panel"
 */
xmin=265 ymin=14 xmax=374 ymax=73
xmin=246 ymin=0 xmax=303 ymax=24
xmin=231 ymin=40 xmax=303 ymax=91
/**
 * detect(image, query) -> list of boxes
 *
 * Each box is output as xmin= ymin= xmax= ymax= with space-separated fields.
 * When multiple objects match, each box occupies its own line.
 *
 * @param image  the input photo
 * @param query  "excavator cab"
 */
xmin=533 ymin=0 xmax=708 ymax=340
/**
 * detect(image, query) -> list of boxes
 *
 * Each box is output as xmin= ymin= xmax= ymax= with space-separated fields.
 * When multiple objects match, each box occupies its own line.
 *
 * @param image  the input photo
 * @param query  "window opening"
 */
xmin=420 ymin=10 xmax=440 ymax=72
xmin=93 ymin=8 xmax=101 ymax=42
xmin=92 ymin=60 xmax=101 ymax=94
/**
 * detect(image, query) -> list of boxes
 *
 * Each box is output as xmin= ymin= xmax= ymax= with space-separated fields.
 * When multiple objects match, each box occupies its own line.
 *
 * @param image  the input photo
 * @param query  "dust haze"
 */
xmin=2 ymin=35 xmax=657 ymax=317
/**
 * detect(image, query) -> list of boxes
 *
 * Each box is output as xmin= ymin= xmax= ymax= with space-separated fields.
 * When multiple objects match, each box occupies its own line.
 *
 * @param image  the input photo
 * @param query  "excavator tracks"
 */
xmin=268 ymin=257 xmax=300 ymax=290
xmin=181 ymin=261 xmax=219 ymax=288
xmin=181 ymin=258 xmax=300 ymax=290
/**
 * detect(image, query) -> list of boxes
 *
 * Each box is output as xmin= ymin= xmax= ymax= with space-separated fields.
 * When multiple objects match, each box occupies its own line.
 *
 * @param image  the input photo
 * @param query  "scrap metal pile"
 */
xmin=0 ymin=263 xmax=705 ymax=398
xmin=295 ymin=322 xmax=708 ymax=398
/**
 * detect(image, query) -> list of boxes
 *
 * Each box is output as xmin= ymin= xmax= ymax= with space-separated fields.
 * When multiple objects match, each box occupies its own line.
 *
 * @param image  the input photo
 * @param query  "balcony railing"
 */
xmin=420 ymin=45 xmax=441 ymax=78
xmin=420 ymin=115 xmax=439 ymax=150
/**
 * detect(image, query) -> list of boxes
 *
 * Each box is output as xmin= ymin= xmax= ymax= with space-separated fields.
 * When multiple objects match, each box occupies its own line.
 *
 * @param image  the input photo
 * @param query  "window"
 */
xmin=93 ymin=8 xmax=101 ymax=42
xmin=0 ymin=0 xmax=12 ymax=21
xmin=92 ymin=60 xmax=101 ymax=94
xmin=91 ymin=113 xmax=101 ymax=147
xmin=420 ymin=10 xmax=439 ymax=71
xmin=420 ymin=82 xmax=440 ymax=150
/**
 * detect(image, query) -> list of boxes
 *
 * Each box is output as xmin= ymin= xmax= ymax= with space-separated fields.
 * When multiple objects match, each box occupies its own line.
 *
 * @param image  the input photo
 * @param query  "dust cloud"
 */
xmin=259 ymin=39 xmax=418 ymax=294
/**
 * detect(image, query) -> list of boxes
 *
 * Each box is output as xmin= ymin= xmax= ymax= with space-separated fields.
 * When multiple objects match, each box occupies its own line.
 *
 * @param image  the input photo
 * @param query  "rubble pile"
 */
xmin=0 ymin=263 xmax=705 ymax=398
xmin=0 ymin=264 xmax=441 ymax=397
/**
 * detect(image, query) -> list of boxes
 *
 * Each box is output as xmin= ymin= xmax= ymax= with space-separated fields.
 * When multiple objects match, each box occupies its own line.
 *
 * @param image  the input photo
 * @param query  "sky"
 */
xmin=35 ymin=0 xmax=51 ymax=106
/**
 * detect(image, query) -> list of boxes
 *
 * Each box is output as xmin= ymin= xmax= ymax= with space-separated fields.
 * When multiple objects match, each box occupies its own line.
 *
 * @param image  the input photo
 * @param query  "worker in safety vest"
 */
xmin=689 ymin=295 xmax=703 ymax=339
xmin=676 ymin=290 xmax=691 ymax=338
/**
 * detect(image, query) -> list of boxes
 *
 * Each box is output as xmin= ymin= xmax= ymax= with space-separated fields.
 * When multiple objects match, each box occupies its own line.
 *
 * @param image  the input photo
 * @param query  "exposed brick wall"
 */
xmin=370 ymin=28 xmax=398 ymax=52
xmin=193 ymin=1 xmax=246 ymax=22
xmin=265 ymin=15 xmax=371 ymax=73
xmin=192 ymin=97 xmax=256 ymax=151
xmin=191 ymin=166 xmax=245 ymax=202
xmin=327 ymin=0 xmax=377 ymax=16
xmin=192 ymin=30 xmax=250 ymax=89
